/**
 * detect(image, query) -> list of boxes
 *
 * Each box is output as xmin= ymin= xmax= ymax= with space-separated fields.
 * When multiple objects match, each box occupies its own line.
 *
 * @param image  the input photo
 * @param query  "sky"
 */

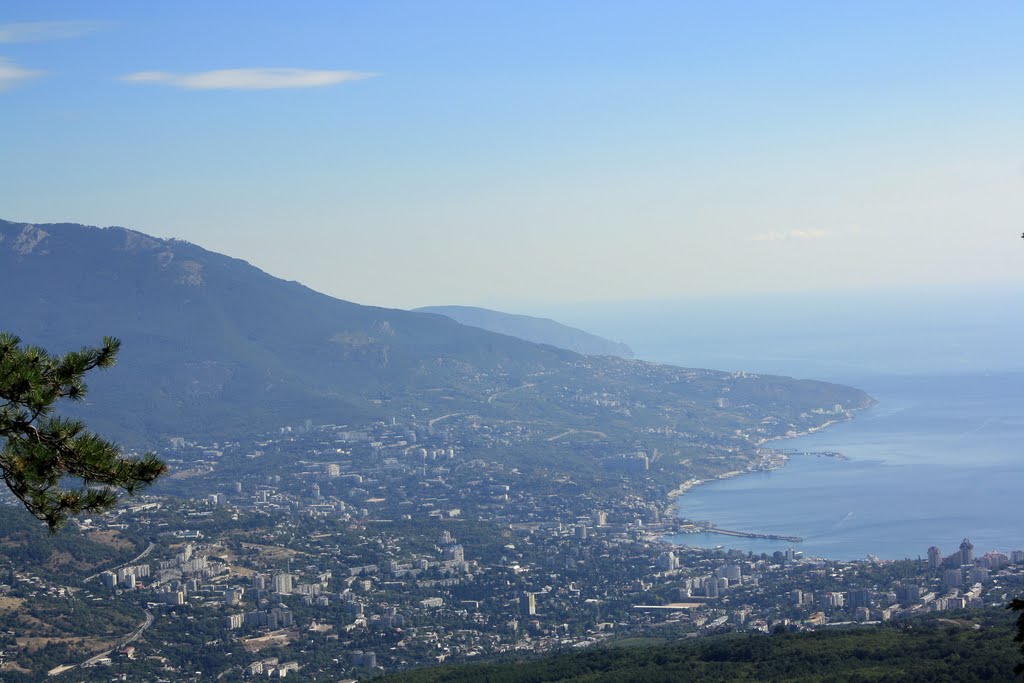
xmin=1 ymin=1 xmax=1022 ymax=310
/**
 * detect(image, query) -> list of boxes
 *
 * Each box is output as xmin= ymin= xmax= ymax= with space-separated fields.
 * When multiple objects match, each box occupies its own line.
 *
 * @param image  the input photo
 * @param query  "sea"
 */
xmin=535 ymin=285 xmax=1024 ymax=561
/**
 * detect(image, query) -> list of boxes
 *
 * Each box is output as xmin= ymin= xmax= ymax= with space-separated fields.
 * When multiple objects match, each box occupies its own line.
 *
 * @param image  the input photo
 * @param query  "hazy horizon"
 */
xmin=3 ymin=4 xmax=1024 ymax=678
xmin=2 ymin=1 xmax=1022 ymax=309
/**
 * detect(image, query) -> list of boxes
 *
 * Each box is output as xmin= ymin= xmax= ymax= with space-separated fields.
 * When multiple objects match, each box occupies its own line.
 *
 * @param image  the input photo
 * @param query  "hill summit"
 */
xmin=0 ymin=219 xmax=871 ymax=465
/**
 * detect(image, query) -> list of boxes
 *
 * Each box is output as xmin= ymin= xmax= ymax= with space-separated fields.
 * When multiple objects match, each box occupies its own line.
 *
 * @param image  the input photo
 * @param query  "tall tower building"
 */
xmin=848 ymin=589 xmax=871 ymax=609
xmin=520 ymin=592 xmax=536 ymax=616
xmin=927 ymin=546 xmax=941 ymax=569
xmin=657 ymin=551 xmax=678 ymax=571
xmin=959 ymin=538 xmax=974 ymax=565
xmin=274 ymin=573 xmax=293 ymax=595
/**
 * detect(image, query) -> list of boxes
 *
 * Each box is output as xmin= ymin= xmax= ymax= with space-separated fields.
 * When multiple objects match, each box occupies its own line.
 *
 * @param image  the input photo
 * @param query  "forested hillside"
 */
xmin=379 ymin=610 xmax=1019 ymax=682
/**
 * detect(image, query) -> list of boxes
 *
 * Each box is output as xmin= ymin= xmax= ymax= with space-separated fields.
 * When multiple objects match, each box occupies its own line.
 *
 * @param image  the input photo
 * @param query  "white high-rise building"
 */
xmin=657 ymin=551 xmax=678 ymax=571
xmin=274 ymin=573 xmax=294 ymax=595
xmin=520 ymin=592 xmax=536 ymax=616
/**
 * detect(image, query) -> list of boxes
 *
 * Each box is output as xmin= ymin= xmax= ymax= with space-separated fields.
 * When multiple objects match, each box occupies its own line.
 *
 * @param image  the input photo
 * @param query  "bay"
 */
xmin=665 ymin=372 xmax=1024 ymax=560
xmin=538 ymin=288 xmax=1024 ymax=562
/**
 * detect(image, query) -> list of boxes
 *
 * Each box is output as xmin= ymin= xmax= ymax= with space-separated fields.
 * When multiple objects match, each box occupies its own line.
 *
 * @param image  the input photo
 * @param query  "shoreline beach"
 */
xmin=663 ymin=403 xmax=874 ymax=542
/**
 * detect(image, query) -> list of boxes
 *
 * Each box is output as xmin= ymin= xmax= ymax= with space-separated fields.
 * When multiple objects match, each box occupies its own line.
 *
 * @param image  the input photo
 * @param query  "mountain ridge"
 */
xmin=414 ymin=305 xmax=634 ymax=358
xmin=0 ymin=219 xmax=872 ymax=479
xmin=0 ymin=219 xmax=579 ymax=443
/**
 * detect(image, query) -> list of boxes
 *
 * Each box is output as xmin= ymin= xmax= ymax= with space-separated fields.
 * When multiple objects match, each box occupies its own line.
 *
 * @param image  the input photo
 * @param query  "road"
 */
xmin=487 ymin=382 xmax=535 ymax=404
xmin=84 ymin=540 xmax=156 ymax=583
xmin=546 ymin=428 xmax=608 ymax=442
xmin=48 ymin=609 xmax=154 ymax=676
xmin=428 ymin=412 xmax=463 ymax=427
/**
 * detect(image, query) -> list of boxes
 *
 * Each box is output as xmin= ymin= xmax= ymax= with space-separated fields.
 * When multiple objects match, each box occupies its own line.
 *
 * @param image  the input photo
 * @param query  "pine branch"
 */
xmin=0 ymin=333 xmax=166 ymax=532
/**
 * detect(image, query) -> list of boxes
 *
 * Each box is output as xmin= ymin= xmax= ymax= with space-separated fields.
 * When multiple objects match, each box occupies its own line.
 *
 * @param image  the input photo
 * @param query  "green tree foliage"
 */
xmin=1009 ymin=599 xmax=1024 ymax=674
xmin=0 ymin=333 xmax=166 ymax=531
xmin=379 ymin=611 xmax=1019 ymax=682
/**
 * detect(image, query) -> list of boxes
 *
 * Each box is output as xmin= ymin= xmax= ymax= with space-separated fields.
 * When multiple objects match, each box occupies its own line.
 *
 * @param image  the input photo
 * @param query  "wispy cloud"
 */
xmin=0 ymin=20 xmax=104 ymax=43
xmin=120 ymin=68 xmax=376 ymax=91
xmin=751 ymin=229 xmax=831 ymax=242
xmin=0 ymin=58 xmax=43 ymax=91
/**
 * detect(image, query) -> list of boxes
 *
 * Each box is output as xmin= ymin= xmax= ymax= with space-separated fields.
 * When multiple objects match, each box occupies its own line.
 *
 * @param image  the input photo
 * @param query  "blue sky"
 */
xmin=1 ymin=1 xmax=1021 ymax=309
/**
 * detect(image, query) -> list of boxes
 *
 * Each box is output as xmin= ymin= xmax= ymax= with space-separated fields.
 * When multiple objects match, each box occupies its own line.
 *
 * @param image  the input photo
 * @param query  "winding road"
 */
xmin=428 ymin=412 xmax=463 ymax=427
xmin=84 ymin=541 xmax=156 ymax=583
xmin=487 ymin=382 xmax=535 ymax=404
xmin=47 ymin=609 xmax=154 ymax=676
xmin=546 ymin=428 xmax=608 ymax=441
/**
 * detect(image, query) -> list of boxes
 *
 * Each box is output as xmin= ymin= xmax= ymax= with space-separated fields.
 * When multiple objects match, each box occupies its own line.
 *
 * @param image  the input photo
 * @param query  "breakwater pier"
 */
xmin=680 ymin=520 xmax=803 ymax=543
xmin=774 ymin=448 xmax=846 ymax=460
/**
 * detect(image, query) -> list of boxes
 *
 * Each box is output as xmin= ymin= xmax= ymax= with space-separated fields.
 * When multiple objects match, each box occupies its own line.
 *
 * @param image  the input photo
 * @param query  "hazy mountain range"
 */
xmin=414 ymin=305 xmax=634 ymax=358
xmin=0 ymin=219 xmax=869 ymax=457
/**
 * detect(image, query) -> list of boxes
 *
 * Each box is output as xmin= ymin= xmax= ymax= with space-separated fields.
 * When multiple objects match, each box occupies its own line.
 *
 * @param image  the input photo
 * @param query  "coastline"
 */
xmin=755 ymin=417 xmax=841 ymax=447
xmin=663 ymin=403 xmax=874 ymax=537
xmin=655 ymin=372 xmax=1024 ymax=561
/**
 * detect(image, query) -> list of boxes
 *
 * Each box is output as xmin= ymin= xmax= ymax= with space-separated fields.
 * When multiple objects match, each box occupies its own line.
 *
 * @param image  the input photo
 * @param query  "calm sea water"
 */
xmin=665 ymin=372 xmax=1024 ymax=560
xmin=534 ymin=288 xmax=1024 ymax=561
